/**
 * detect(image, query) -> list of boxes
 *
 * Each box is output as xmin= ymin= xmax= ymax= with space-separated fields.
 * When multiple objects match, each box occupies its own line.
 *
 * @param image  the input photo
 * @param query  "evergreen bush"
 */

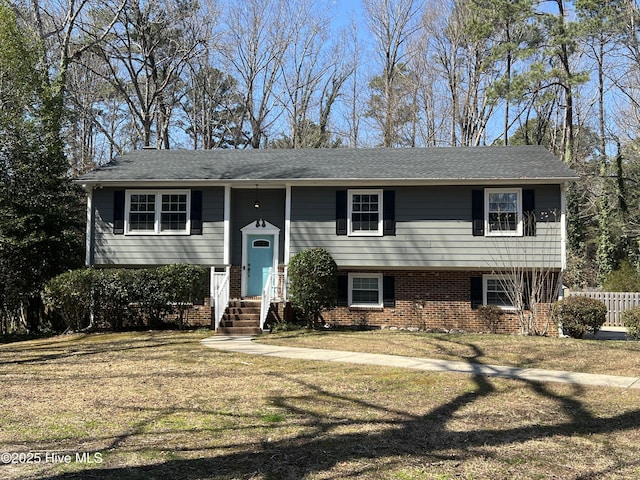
xmin=42 ymin=269 xmax=94 ymax=331
xmin=158 ymin=264 xmax=207 ymax=328
xmin=133 ymin=268 xmax=171 ymax=327
xmin=603 ymin=260 xmax=640 ymax=292
xmin=287 ymin=248 xmax=337 ymax=328
xmin=42 ymin=264 xmax=208 ymax=331
xmin=622 ymin=306 xmax=640 ymax=340
xmin=93 ymin=269 xmax=135 ymax=330
xmin=553 ymin=296 xmax=608 ymax=339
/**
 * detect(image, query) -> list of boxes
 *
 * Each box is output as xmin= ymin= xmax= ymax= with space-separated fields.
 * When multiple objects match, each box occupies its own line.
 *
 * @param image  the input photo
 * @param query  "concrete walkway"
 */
xmin=201 ymin=335 xmax=640 ymax=390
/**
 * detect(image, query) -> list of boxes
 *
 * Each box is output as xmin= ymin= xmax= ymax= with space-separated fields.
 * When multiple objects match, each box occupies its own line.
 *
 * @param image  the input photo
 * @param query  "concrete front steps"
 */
xmin=217 ymin=299 xmax=262 ymax=335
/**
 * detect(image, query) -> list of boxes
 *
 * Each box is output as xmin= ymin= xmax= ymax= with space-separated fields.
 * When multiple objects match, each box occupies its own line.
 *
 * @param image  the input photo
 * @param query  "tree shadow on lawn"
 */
xmin=44 ymin=338 xmax=640 ymax=480
xmin=0 ymin=334 xmax=195 ymax=366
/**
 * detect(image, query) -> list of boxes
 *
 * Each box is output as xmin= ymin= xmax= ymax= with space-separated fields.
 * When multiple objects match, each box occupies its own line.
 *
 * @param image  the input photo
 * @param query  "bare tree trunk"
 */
xmin=364 ymin=0 xmax=423 ymax=147
xmin=553 ymin=0 xmax=574 ymax=165
xmin=81 ymin=0 xmax=207 ymax=150
xmin=224 ymin=0 xmax=290 ymax=149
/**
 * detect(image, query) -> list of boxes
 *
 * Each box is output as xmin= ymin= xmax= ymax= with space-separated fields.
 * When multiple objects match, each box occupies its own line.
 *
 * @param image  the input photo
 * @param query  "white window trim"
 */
xmin=484 ymin=187 xmax=523 ymax=237
xmin=124 ymin=189 xmax=191 ymax=235
xmin=483 ymin=274 xmax=517 ymax=311
xmin=347 ymin=188 xmax=383 ymax=236
xmin=348 ymin=272 xmax=383 ymax=308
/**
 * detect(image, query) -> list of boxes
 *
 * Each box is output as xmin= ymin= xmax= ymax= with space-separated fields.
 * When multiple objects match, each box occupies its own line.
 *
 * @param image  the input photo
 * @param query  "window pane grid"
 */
xmin=351 ymin=277 xmax=380 ymax=305
xmin=351 ymin=193 xmax=379 ymax=232
xmin=160 ymin=213 xmax=187 ymax=231
xmin=487 ymin=191 xmax=519 ymax=233
xmin=489 ymin=212 xmax=517 ymax=232
xmin=486 ymin=278 xmax=514 ymax=308
xmin=129 ymin=213 xmax=155 ymax=231
xmin=352 ymin=290 xmax=379 ymax=303
xmin=129 ymin=194 xmax=156 ymax=231
xmin=127 ymin=192 xmax=189 ymax=233
xmin=160 ymin=193 xmax=187 ymax=231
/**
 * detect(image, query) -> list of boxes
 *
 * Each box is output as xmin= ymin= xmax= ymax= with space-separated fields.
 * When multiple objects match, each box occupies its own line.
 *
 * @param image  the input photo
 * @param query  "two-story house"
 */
xmin=78 ymin=146 xmax=577 ymax=334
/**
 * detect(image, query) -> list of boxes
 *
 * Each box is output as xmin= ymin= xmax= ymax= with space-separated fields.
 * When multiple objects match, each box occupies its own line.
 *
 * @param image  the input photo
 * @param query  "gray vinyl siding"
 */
xmin=91 ymin=187 xmax=225 ymax=266
xmin=230 ymin=188 xmax=286 ymax=265
xmin=289 ymin=185 xmax=563 ymax=269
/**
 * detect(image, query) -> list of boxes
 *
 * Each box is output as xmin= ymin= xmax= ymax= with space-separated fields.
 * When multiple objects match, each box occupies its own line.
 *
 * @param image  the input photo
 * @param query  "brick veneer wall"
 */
xmin=225 ymin=267 xmax=558 ymax=336
xmin=230 ymin=265 xmax=242 ymax=299
xmin=314 ymin=270 xmax=558 ymax=336
xmin=165 ymin=296 xmax=214 ymax=328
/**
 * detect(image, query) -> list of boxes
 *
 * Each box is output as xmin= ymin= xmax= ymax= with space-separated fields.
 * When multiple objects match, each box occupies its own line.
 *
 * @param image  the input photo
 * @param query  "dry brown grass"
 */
xmin=258 ymin=329 xmax=640 ymax=376
xmin=0 ymin=330 xmax=639 ymax=480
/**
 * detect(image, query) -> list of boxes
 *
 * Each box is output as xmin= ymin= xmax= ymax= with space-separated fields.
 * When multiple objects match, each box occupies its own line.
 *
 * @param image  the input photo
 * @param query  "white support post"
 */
xmin=560 ymin=182 xmax=568 ymax=271
xmin=85 ymin=187 xmax=93 ymax=266
xmin=284 ymin=184 xmax=291 ymax=265
xmin=223 ymin=185 xmax=231 ymax=266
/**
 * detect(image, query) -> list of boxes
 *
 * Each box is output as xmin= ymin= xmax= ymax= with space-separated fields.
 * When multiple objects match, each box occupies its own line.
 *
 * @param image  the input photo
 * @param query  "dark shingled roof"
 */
xmin=77 ymin=146 xmax=577 ymax=184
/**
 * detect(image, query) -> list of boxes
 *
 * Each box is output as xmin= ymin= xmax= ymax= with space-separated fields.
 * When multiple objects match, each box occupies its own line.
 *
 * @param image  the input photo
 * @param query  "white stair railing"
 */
xmin=211 ymin=268 xmax=230 ymax=330
xmin=260 ymin=268 xmax=274 ymax=331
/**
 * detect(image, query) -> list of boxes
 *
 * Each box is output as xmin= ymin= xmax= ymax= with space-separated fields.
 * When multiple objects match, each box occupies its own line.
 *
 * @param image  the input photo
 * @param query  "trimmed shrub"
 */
xmin=157 ymin=264 xmax=207 ymax=328
xmin=132 ymin=268 xmax=171 ymax=328
xmin=622 ymin=306 xmax=640 ymax=340
xmin=93 ymin=269 xmax=136 ymax=330
xmin=287 ymin=248 xmax=337 ymax=328
xmin=42 ymin=269 xmax=95 ymax=331
xmin=43 ymin=264 xmax=208 ymax=332
xmin=553 ymin=296 xmax=608 ymax=339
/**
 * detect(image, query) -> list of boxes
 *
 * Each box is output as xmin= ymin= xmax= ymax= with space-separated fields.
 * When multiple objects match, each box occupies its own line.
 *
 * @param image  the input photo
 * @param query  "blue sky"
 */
xmin=330 ymin=0 xmax=367 ymax=33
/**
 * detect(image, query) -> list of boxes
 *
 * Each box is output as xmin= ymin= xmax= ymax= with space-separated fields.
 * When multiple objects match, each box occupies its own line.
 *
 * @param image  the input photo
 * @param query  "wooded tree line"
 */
xmin=4 ymin=0 xmax=640 ymax=331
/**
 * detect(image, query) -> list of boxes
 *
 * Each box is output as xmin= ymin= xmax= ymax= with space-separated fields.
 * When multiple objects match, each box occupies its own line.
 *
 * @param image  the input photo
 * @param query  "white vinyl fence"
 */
xmin=567 ymin=291 xmax=640 ymax=327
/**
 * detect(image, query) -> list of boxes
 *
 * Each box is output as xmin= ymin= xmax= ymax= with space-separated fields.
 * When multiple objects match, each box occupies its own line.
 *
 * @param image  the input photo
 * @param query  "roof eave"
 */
xmin=77 ymin=176 xmax=579 ymax=189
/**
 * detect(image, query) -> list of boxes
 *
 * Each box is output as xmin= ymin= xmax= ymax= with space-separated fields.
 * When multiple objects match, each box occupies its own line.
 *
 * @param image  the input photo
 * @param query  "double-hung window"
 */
xmin=125 ymin=190 xmax=190 ymax=234
xmin=483 ymin=274 xmax=516 ymax=309
xmin=348 ymin=273 xmax=383 ymax=307
xmin=128 ymin=193 xmax=157 ymax=232
xmin=160 ymin=193 xmax=188 ymax=232
xmin=485 ymin=188 xmax=522 ymax=236
xmin=348 ymin=189 xmax=383 ymax=236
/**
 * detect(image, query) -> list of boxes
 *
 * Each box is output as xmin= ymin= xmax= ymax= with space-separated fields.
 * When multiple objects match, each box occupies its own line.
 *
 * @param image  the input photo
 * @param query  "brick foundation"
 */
xmin=164 ymin=296 xmax=215 ymax=328
xmin=230 ymin=265 xmax=242 ymax=299
xmin=275 ymin=270 xmax=558 ymax=336
xmin=218 ymin=267 xmax=558 ymax=336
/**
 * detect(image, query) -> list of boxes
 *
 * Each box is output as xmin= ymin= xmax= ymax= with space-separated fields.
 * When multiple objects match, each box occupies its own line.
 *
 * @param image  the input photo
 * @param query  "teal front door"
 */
xmin=247 ymin=235 xmax=274 ymax=296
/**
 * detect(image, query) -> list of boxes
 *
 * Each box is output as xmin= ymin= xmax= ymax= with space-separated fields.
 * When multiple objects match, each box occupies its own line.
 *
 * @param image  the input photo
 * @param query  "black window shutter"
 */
xmin=523 ymin=189 xmax=536 ymax=236
xmin=383 ymin=276 xmax=395 ymax=307
xmin=470 ymin=276 xmax=483 ymax=309
xmin=191 ymin=190 xmax=203 ymax=235
xmin=383 ymin=190 xmax=396 ymax=236
xmin=471 ymin=190 xmax=484 ymax=236
xmin=336 ymin=190 xmax=347 ymax=236
xmin=337 ymin=275 xmax=348 ymax=306
xmin=113 ymin=190 xmax=125 ymax=235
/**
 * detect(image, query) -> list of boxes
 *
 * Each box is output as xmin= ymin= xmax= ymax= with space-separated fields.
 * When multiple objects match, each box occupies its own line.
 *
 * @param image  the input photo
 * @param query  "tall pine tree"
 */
xmin=0 ymin=2 xmax=84 ymax=333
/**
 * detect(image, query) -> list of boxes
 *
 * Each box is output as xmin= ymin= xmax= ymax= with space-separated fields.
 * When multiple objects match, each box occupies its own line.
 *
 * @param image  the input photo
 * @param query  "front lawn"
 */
xmin=258 ymin=329 xmax=640 ymax=376
xmin=0 ymin=331 xmax=639 ymax=479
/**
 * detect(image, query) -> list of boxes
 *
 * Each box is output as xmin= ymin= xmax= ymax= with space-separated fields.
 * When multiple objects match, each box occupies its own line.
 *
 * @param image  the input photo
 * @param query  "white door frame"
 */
xmin=240 ymin=220 xmax=280 ymax=297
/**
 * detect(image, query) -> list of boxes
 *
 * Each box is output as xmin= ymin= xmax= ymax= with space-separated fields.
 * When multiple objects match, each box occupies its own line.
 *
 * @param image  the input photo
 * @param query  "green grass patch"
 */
xmin=260 ymin=412 xmax=286 ymax=423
